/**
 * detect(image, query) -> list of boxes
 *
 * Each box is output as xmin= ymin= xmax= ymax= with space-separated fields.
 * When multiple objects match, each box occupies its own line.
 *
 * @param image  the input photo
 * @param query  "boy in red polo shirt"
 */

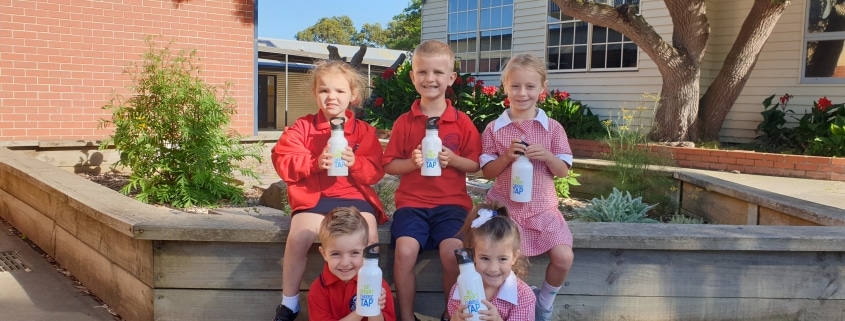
xmin=308 ymin=206 xmax=395 ymax=320
xmin=382 ymin=40 xmax=482 ymax=321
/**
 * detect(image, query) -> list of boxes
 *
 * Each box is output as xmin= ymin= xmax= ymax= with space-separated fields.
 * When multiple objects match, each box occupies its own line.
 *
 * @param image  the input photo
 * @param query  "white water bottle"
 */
xmin=510 ymin=142 xmax=533 ymax=202
xmin=356 ymin=244 xmax=382 ymax=317
xmin=421 ymin=117 xmax=442 ymax=176
xmin=327 ymin=117 xmax=348 ymax=176
xmin=454 ymin=248 xmax=487 ymax=321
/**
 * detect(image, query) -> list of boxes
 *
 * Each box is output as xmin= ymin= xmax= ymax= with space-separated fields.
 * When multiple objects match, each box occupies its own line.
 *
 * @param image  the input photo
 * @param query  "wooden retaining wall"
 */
xmin=3 ymin=147 xmax=845 ymax=320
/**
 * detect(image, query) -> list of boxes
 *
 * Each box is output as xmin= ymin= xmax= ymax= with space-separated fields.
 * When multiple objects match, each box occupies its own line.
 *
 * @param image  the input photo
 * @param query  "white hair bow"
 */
xmin=471 ymin=208 xmax=497 ymax=228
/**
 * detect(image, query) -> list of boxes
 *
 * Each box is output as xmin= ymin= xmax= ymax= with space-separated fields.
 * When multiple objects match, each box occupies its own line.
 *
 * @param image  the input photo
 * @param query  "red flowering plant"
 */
xmin=539 ymin=89 xmax=604 ymax=139
xmin=758 ymin=94 xmax=845 ymax=156
xmin=363 ymin=60 xmax=603 ymax=139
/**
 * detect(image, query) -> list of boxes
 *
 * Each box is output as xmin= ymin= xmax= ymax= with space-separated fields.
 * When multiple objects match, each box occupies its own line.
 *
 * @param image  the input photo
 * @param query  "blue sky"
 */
xmin=257 ymin=0 xmax=411 ymax=40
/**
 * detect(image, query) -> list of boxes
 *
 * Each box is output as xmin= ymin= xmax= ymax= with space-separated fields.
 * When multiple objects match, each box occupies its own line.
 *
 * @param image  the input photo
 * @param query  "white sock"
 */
xmin=282 ymin=294 xmax=300 ymax=313
xmin=537 ymin=282 xmax=561 ymax=310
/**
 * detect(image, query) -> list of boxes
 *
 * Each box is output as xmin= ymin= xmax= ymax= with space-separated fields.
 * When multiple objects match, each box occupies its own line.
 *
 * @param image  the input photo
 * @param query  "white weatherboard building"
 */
xmin=420 ymin=0 xmax=845 ymax=142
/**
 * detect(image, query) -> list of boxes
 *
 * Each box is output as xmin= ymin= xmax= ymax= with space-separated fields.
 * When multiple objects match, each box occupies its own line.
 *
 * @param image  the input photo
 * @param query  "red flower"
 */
xmin=381 ymin=68 xmax=395 ymax=80
xmin=482 ymin=85 xmax=497 ymax=97
xmin=555 ymin=90 xmax=570 ymax=101
xmin=374 ymin=97 xmax=384 ymax=107
xmin=454 ymin=77 xmax=463 ymax=85
xmin=817 ymin=96 xmax=832 ymax=112
xmin=475 ymin=80 xmax=484 ymax=86
xmin=539 ymin=90 xmax=548 ymax=102
xmin=504 ymin=98 xmax=510 ymax=107
xmin=780 ymin=93 xmax=792 ymax=105
xmin=467 ymin=76 xmax=475 ymax=84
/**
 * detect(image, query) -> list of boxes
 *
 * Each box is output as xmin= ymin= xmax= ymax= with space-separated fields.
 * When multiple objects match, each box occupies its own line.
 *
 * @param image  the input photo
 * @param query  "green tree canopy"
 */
xmin=385 ymin=0 xmax=422 ymax=51
xmin=293 ymin=0 xmax=422 ymax=50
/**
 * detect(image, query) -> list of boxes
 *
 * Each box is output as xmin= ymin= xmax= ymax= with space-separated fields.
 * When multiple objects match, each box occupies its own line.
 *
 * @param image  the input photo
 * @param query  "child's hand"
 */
xmin=524 ymin=143 xmax=554 ymax=163
xmin=506 ymin=138 xmax=528 ymax=162
xmin=450 ymin=304 xmax=473 ymax=321
xmin=412 ymin=145 xmax=424 ymax=168
xmin=478 ymin=299 xmax=502 ymax=321
xmin=341 ymin=146 xmax=355 ymax=168
xmin=378 ymin=288 xmax=387 ymax=310
xmin=438 ymin=146 xmax=455 ymax=168
xmin=318 ymin=146 xmax=333 ymax=170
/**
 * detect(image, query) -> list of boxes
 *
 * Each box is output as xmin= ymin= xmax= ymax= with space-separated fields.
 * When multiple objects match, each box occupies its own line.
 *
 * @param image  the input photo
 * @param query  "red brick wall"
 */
xmin=570 ymin=139 xmax=845 ymax=182
xmin=0 ymin=0 xmax=255 ymax=141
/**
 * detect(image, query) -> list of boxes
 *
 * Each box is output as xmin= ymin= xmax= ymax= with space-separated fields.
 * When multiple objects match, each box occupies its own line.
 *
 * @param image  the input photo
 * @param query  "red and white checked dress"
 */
xmin=480 ymin=110 xmax=573 ymax=256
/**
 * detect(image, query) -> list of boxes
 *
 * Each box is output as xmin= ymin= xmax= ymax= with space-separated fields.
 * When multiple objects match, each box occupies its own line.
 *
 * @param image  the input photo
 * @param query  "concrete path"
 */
xmin=0 ymin=220 xmax=119 ymax=321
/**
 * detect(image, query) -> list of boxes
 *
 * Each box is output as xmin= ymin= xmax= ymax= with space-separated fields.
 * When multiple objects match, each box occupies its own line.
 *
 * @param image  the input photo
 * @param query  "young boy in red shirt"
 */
xmin=308 ymin=206 xmax=395 ymax=320
xmin=382 ymin=40 xmax=482 ymax=321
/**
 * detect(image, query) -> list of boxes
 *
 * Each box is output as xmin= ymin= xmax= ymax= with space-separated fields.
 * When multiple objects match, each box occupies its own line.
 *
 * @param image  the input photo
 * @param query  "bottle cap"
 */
xmin=426 ymin=117 xmax=440 ymax=130
xmin=364 ymin=244 xmax=380 ymax=259
xmin=454 ymin=248 xmax=475 ymax=265
xmin=330 ymin=117 xmax=345 ymax=130
xmin=515 ymin=141 xmax=529 ymax=155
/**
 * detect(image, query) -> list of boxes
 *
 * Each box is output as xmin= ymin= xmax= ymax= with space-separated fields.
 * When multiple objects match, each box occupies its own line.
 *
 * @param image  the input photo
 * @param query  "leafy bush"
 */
xmin=362 ymin=60 xmax=604 ymax=138
xmin=757 ymin=94 xmax=845 ymax=156
xmin=540 ymin=89 xmax=604 ymax=139
xmin=554 ymin=168 xmax=581 ymax=199
xmin=99 ymin=37 xmax=263 ymax=208
xmin=573 ymin=188 xmax=659 ymax=223
xmin=667 ymin=214 xmax=704 ymax=224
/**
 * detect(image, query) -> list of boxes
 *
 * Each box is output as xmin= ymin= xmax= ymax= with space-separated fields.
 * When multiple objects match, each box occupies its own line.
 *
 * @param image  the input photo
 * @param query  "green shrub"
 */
xmin=540 ymin=89 xmax=605 ymax=139
xmin=574 ymin=188 xmax=659 ymax=223
xmin=667 ymin=214 xmax=704 ymax=224
xmin=554 ymin=168 xmax=581 ymax=199
xmin=757 ymin=94 xmax=845 ymax=156
xmin=99 ymin=37 xmax=263 ymax=208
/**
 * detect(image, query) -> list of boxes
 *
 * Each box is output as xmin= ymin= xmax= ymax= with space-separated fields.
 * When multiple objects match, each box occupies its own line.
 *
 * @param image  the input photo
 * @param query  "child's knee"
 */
xmin=551 ymin=245 xmax=574 ymax=269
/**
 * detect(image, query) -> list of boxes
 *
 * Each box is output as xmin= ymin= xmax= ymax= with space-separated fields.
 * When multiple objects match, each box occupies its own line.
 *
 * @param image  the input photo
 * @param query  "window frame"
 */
xmin=800 ymin=0 xmax=845 ymax=84
xmin=447 ymin=0 xmax=515 ymax=75
xmin=545 ymin=0 xmax=639 ymax=73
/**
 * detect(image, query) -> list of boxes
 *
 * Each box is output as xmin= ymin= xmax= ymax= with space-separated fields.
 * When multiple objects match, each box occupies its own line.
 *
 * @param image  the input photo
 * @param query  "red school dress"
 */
xmin=480 ymin=109 xmax=574 ymax=256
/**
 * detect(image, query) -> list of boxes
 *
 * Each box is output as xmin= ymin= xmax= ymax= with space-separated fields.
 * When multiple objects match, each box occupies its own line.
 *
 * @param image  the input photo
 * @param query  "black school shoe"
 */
xmin=273 ymin=304 xmax=298 ymax=321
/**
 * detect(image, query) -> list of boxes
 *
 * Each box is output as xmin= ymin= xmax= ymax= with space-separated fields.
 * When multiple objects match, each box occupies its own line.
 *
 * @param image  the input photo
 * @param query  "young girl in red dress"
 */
xmin=479 ymin=54 xmax=575 ymax=321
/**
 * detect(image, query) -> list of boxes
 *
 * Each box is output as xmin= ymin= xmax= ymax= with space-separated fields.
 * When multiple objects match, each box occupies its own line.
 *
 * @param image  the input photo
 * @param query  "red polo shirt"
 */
xmin=307 ymin=264 xmax=396 ymax=321
xmin=382 ymin=99 xmax=481 ymax=211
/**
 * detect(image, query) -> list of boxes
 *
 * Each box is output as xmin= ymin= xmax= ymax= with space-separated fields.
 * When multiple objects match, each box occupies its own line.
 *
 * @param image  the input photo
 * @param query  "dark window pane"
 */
xmin=548 ymin=25 xmax=561 ymax=46
xmin=807 ymin=0 xmax=845 ymax=33
xmin=591 ymin=44 xmax=606 ymax=68
xmin=805 ymin=40 xmax=845 ymax=77
xmin=561 ymin=22 xmax=575 ymax=45
xmin=547 ymin=47 xmax=561 ymax=70
xmin=608 ymin=28 xmax=623 ymax=42
xmin=562 ymin=47 xmax=574 ymax=70
xmin=606 ymin=43 xmax=622 ymax=68
xmin=593 ymin=26 xmax=608 ymax=43
xmin=623 ymin=43 xmax=638 ymax=67
xmin=574 ymin=45 xmax=588 ymax=69
xmin=480 ymin=31 xmax=492 ymax=51
xmin=574 ymin=21 xmax=589 ymax=44
xmin=502 ymin=30 xmax=512 ymax=49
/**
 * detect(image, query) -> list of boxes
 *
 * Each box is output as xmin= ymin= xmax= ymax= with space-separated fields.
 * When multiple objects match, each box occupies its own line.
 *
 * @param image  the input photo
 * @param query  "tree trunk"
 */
xmin=649 ymin=66 xmax=701 ymax=141
xmin=698 ymin=0 xmax=790 ymax=140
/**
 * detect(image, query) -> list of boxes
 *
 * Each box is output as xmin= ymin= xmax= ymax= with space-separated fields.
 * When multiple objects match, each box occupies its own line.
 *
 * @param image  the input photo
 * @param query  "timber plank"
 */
xmin=682 ymin=182 xmax=749 ymax=224
xmin=759 ymin=206 xmax=821 ymax=226
xmin=555 ymin=296 xmax=845 ymax=321
xmin=54 ymin=227 xmax=153 ymax=321
xmin=0 ymin=189 xmax=57 ymax=256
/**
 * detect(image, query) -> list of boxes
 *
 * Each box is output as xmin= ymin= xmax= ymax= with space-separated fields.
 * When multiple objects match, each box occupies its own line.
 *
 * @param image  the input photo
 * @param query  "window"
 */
xmin=546 ymin=0 xmax=638 ymax=71
xmin=448 ymin=0 xmax=514 ymax=73
xmin=803 ymin=0 xmax=845 ymax=83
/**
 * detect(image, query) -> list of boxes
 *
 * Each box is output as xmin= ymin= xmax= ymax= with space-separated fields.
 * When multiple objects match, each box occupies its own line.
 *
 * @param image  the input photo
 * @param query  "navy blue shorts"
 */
xmin=292 ymin=197 xmax=375 ymax=215
xmin=390 ymin=205 xmax=467 ymax=251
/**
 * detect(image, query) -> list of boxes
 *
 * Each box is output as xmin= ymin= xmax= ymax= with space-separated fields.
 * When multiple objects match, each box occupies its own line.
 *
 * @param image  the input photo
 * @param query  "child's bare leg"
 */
xmin=281 ymin=213 xmax=324 ymax=302
xmin=545 ymin=244 xmax=574 ymax=286
xmin=438 ymin=238 xmax=462 ymax=300
xmin=360 ymin=212 xmax=380 ymax=245
xmin=394 ymin=236 xmax=421 ymax=321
